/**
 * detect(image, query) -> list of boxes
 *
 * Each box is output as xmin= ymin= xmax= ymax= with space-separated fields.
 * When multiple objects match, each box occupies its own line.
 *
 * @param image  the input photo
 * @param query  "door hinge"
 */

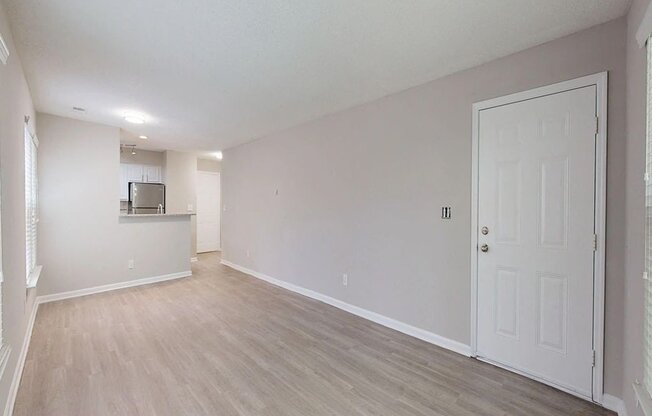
xmin=595 ymin=116 xmax=599 ymax=135
xmin=592 ymin=350 xmax=596 ymax=367
xmin=592 ymin=234 xmax=597 ymax=251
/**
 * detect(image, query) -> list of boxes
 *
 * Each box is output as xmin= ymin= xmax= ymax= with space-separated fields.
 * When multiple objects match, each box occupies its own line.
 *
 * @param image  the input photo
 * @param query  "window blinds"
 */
xmin=645 ymin=34 xmax=652 ymax=400
xmin=24 ymin=125 xmax=37 ymax=282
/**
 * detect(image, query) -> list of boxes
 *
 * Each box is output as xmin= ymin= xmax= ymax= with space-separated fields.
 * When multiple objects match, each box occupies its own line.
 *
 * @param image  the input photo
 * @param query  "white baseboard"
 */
xmin=4 ymin=299 xmax=39 ymax=416
xmin=220 ymin=259 xmax=472 ymax=357
xmin=3 ymin=270 xmax=192 ymax=415
xmin=221 ymin=260 xmax=634 ymax=412
xmin=36 ymin=270 xmax=192 ymax=304
xmin=603 ymin=394 xmax=628 ymax=416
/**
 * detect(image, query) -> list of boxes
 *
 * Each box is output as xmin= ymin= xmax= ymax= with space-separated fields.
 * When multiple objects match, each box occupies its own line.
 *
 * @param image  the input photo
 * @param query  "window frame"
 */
xmin=0 ymin=120 xmax=5 ymax=359
xmin=24 ymin=121 xmax=41 ymax=289
xmin=634 ymin=33 xmax=652 ymax=416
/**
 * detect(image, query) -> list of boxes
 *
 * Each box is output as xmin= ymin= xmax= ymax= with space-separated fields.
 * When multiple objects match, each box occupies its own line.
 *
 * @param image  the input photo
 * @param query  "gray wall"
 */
xmin=222 ymin=17 xmax=627 ymax=398
xmin=38 ymin=114 xmax=191 ymax=296
xmin=623 ymin=0 xmax=651 ymax=415
xmin=165 ymin=150 xmax=198 ymax=257
xmin=197 ymin=158 xmax=221 ymax=173
xmin=120 ymin=148 xmax=165 ymax=167
xmin=0 ymin=0 xmax=37 ymax=412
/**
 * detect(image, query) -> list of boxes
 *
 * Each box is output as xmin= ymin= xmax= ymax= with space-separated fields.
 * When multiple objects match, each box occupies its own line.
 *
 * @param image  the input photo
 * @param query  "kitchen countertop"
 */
xmin=119 ymin=212 xmax=195 ymax=218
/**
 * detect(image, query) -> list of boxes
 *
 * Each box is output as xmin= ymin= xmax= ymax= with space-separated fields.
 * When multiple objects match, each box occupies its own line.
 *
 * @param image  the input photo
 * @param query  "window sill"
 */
xmin=26 ymin=265 xmax=42 ymax=289
xmin=634 ymin=381 xmax=652 ymax=416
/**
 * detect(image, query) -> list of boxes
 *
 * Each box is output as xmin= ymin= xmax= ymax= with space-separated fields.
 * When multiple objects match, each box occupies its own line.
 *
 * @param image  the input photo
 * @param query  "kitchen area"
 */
xmin=114 ymin=145 xmax=196 ymax=286
xmin=118 ymin=143 xmax=222 ymax=260
xmin=119 ymin=145 xmax=166 ymax=214
xmin=35 ymin=114 xmax=200 ymax=296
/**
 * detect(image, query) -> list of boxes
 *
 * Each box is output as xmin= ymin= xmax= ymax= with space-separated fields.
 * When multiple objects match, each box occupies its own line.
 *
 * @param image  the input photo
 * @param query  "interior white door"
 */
xmin=196 ymin=171 xmax=221 ymax=253
xmin=476 ymin=86 xmax=597 ymax=398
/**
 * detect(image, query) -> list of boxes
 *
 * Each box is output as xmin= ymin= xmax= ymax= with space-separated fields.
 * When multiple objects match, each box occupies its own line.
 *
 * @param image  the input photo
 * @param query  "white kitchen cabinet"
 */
xmin=143 ymin=165 xmax=162 ymax=183
xmin=120 ymin=163 xmax=164 ymax=200
xmin=119 ymin=164 xmax=129 ymax=200
xmin=127 ymin=164 xmax=144 ymax=183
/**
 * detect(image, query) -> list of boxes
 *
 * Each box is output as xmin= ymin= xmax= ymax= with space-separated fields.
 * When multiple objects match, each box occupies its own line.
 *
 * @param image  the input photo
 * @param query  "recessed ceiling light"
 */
xmin=73 ymin=106 xmax=86 ymax=112
xmin=215 ymin=151 xmax=223 ymax=160
xmin=124 ymin=112 xmax=145 ymax=124
xmin=139 ymin=135 xmax=148 ymax=139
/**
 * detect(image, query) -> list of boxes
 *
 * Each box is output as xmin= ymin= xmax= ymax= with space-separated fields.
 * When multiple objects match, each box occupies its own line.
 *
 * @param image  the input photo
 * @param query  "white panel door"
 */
xmin=196 ymin=171 xmax=221 ymax=253
xmin=476 ymin=86 xmax=596 ymax=398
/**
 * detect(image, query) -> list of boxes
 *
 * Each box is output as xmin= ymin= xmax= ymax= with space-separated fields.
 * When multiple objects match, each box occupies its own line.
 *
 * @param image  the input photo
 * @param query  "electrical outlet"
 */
xmin=342 ymin=273 xmax=348 ymax=287
xmin=128 ymin=259 xmax=135 ymax=269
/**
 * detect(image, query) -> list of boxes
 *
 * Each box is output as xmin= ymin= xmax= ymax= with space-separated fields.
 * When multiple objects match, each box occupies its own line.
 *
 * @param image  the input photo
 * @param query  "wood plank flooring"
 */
xmin=14 ymin=253 xmax=614 ymax=415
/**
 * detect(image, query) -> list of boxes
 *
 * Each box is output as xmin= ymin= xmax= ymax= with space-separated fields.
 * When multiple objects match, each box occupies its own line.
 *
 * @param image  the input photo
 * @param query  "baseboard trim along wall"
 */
xmin=4 ymin=270 xmax=193 ymax=415
xmin=602 ymin=394 xmax=628 ymax=416
xmin=221 ymin=260 xmax=633 ymax=412
xmin=0 ymin=262 xmax=626 ymax=415
xmin=36 ymin=270 xmax=192 ymax=304
xmin=220 ymin=259 xmax=472 ymax=357
xmin=4 ymin=298 xmax=39 ymax=416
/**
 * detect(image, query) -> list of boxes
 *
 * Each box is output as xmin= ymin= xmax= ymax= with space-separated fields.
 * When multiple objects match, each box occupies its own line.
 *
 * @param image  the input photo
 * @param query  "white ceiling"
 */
xmin=5 ymin=0 xmax=630 ymax=152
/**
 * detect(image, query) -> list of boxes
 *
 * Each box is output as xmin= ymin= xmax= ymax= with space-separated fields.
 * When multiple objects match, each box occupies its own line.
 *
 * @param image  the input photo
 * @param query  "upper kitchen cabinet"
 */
xmin=127 ymin=164 xmax=144 ymax=183
xmin=120 ymin=163 xmax=164 ymax=200
xmin=120 ymin=164 xmax=129 ymax=200
xmin=144 ymin=165 xmax=162 ymax=183
xmin=123 ymin=163 xmax=162 ymax=183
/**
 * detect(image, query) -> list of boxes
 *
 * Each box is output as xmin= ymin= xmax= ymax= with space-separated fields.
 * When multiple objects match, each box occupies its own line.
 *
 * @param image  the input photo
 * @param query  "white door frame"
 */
xmin=470 ymin=72 xmax=608 ymax=403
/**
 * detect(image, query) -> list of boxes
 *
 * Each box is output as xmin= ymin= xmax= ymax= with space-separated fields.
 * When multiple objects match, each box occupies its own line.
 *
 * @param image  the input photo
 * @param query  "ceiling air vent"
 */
xmin=0 ymin=33 xmax=8 ymax=65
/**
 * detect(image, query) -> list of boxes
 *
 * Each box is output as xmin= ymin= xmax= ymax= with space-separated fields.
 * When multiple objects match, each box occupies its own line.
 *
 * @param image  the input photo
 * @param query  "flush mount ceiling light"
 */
xmin=215 ymin=151 xmax=223 ymax=160
xmin=138 ymin=135 xmax=148 ymax=139
xmin=123 ymin=112 xmax=145 ymax=124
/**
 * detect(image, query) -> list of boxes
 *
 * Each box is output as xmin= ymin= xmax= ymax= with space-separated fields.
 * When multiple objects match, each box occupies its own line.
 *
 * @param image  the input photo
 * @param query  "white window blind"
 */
xmin=24 ymin=125 xmax=37 ymax=283
xmin=0 ymin=132 xmax=3 ymax=348
xmin=645 ymin=34 xmax=652 ymax=401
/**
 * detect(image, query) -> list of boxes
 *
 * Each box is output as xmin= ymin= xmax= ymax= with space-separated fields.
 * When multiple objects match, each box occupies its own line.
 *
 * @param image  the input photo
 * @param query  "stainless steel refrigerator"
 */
xmin=129 ymin=182 xmax=165 ymax=214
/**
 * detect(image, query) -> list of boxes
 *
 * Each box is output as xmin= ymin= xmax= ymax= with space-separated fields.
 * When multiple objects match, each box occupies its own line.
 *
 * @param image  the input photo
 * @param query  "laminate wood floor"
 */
xmin=14 ymin=253 xmax=614 ymax=415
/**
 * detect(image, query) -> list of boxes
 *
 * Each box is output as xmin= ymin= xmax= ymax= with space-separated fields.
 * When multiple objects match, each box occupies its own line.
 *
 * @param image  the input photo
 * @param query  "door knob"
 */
xmin=480 ymin=244 xmax=489 ymax=253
